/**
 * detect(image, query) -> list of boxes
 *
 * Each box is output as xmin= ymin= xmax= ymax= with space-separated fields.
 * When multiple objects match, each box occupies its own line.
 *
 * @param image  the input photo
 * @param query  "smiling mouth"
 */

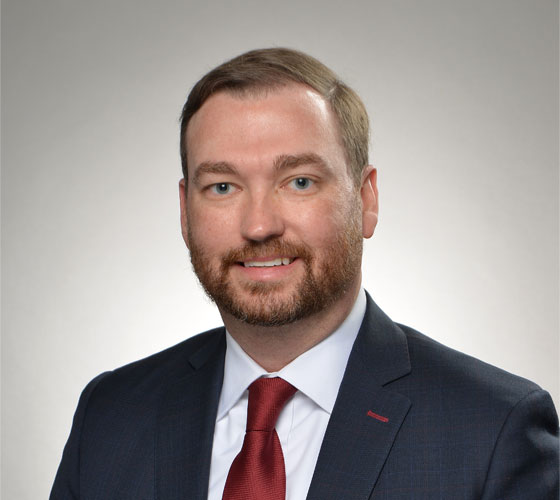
xmin=242 ymin=257 xmax=295 ymax=268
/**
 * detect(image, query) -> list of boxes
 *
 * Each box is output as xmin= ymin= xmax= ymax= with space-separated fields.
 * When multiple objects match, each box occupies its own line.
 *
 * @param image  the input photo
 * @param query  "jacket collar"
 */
xmin=155 ymin=329 xmax=226 ymax=500
xmin=306 ymin=292 xmax=412 ymax=500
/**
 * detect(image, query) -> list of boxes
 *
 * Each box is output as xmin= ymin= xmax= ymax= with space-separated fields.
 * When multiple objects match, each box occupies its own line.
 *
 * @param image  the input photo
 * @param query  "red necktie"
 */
xmin=222 ymin=377 xmax=297 ymax=500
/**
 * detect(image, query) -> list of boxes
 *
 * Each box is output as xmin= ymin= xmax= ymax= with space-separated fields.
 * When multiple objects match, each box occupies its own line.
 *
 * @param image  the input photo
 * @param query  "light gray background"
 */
xmin=2 ymin=1 xmax=558 ymax=498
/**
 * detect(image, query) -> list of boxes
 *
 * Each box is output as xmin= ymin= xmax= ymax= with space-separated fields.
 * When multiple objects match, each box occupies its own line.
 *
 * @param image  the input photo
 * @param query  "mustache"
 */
xmin=221 ymin=239 xmax=313 ymax=266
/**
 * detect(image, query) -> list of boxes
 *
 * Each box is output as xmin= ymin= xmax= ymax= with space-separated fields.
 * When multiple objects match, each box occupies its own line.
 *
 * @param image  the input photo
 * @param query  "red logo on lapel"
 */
xmin=367 ymin=410 xmax=389 ymax=422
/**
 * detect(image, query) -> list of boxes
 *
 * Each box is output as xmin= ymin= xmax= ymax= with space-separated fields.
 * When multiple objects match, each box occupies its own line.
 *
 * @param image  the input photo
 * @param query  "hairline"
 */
xmin=183 ymin=82 xmax=358 ymax=189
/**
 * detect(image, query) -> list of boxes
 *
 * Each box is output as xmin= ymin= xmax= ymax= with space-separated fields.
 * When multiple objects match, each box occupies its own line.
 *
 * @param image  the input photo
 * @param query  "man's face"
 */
xmin=181 ymin=84 xmax=377 ymax=326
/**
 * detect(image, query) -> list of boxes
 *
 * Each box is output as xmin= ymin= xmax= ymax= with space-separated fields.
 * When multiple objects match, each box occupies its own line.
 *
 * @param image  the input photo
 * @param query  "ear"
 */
xmin=179 ymin=178 xmax=190 ymax=249
xmin=360 ymin=165 xmax=378 ymax=239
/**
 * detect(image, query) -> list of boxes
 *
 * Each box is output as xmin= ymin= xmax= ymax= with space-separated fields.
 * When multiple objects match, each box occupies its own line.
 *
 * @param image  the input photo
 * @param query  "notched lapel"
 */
xmin=156 ymin=330 xmax=226 ymax=500
xmin=307 ymin=295 xmax=412 ymax=500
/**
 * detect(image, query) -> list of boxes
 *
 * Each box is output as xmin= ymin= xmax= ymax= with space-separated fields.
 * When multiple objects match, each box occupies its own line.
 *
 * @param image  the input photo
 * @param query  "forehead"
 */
xmin=185 ymin=84 xmax=346 ymax=172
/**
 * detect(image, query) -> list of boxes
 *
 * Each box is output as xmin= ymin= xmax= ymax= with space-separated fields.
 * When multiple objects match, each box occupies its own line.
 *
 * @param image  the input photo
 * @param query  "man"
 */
xmin=51 ymin=48 xmax=559 ymax=499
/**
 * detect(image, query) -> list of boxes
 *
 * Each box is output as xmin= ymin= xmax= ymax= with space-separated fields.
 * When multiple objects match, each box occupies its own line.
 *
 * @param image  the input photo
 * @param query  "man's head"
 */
xmin=180 ymin=48 xmax=370 ymax=188
xmin=179 ymin=49 xmax=378 ymax=327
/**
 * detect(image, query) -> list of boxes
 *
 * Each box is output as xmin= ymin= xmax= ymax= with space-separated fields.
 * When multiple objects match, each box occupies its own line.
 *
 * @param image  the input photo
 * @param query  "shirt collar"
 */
xmin=216 ymin=289 xmax=367 ymax=420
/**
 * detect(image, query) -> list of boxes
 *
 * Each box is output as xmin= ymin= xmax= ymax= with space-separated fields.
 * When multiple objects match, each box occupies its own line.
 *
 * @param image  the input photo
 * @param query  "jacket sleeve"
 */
xmin=480 ymin=389 xmax=559 ymax=499
xmin=49 ymin=372 xmax=111 ymax=500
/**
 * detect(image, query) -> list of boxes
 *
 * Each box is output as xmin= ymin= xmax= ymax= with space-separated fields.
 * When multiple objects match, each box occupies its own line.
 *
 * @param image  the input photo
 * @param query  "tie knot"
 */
xmin=246 ymin=377 xmax=297 ymax=432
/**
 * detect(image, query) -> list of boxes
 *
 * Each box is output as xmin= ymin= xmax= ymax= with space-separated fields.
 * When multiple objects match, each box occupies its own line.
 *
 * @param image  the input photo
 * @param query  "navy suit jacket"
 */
xmin=51 ymin=294 xmax=559 ymax=499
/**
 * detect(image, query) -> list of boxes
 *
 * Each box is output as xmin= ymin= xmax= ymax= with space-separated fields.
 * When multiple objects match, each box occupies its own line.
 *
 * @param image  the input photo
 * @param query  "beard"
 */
xmin=188 ymin=208 xmax=363 ymax=327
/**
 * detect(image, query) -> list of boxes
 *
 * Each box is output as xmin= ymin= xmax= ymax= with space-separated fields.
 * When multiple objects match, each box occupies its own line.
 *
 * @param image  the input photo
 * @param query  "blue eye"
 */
xmin=211 ymin=183 xmax=233 ymax=195
xmin=291 ymin=178 xmax=313 ymax=190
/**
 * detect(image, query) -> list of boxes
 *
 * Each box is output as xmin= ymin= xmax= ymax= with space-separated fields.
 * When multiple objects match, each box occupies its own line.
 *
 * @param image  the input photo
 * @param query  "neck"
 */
xmin=220 ymin=278 xmax=362 ymax=372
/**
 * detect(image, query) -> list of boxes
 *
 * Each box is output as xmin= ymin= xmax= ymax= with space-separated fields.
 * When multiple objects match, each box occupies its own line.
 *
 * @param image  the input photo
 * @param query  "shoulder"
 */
xmin=396 ymin=323 xmax=546 ymax=413
xmin=391 ymin=324 xmax=557 ymax=493
xmin=83 ymin=327 xmax=226 ymax=408
xmin=354 ymin=306 xmax=558 ymax=497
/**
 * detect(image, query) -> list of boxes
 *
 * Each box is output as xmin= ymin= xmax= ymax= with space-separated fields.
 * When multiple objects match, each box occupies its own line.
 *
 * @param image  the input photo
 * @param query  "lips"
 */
xmin=243 ymin=257 xmax=294 ymax=268
xmin=220 ymin=240 xmax=312 ymax=271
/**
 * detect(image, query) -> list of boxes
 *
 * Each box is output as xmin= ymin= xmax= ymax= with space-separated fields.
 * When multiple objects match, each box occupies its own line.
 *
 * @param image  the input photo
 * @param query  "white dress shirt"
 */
xmin=207 ymin=289 xmax=367 ymax=500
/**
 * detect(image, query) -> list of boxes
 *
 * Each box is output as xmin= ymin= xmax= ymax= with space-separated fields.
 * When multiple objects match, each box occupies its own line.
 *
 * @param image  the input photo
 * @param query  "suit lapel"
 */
xmin=307 ymin=295 xmax=412 ymax=500
xmin=155 ymin=330 xmax=226 ymax=500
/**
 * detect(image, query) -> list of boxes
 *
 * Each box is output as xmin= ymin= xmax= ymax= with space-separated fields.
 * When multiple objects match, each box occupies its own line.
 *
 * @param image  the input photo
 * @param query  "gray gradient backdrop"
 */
xmin=2 ymin=1 xmax=559 ymax=499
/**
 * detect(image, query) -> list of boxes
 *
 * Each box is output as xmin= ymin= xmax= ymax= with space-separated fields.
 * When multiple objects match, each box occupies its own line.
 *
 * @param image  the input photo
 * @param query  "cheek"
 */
xmin=188 ymin=204 xmax=240 ymax=252
xmin=290 ymin=199 xmax=350 ymax=247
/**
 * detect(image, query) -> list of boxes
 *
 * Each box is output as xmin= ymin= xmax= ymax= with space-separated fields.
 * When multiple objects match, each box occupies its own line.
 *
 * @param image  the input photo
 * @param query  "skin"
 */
xmin=179 ymin=84 xmax=378 ymax=371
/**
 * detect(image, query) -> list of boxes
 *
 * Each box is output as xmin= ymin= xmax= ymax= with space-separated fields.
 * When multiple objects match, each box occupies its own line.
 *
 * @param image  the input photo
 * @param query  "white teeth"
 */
xmin=244 ymin=258 xmax=294 ymax=268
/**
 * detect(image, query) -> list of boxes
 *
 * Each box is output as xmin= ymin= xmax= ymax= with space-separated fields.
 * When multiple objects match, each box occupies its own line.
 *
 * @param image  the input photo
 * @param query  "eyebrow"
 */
xmin=191 ymin=153 xmax=330 ymax=186
xmin=191 ymin=161 xmax=239 ymax=186
xmin=273 ymin=153 xmax=330 ymax=172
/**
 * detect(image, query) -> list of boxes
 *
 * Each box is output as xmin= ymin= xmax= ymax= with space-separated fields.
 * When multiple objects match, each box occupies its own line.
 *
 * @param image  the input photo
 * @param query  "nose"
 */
xmin=240 ymin=193 xmax=285 ymax=242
